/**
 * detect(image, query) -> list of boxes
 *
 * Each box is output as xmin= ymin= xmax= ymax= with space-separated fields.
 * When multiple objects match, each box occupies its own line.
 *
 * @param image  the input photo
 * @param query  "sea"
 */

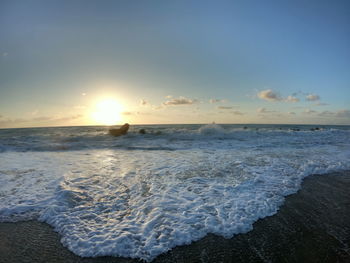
xmin=0 ymin=124 xmax=349 ymax=261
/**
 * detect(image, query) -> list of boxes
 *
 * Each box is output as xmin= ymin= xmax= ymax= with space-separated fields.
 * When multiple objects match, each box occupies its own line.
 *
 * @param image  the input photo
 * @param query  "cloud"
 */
xmin=2 ymin=52 xmax=8 ymax=57
xmin=152 ymin=105 xmax=164 ymax=110
xmin=303 ymin=109 xmax=317 ymax=114
xmin=288 ymin=111 xmax=296 ymax=115
xmin=74 ymin=105 xmax=86 ymax=110
xmin=138 ymin=99 xmax=161 ymax=110
xmin=315 ymin=109 xmax=350 ymax=118
xmin=314 ymin=102 xmax=329 ymax=106
xmin=140 ymin=99 xmax=148 ymax=106
xmin=335 ymin=109 xmax=350 ymax=118
xmin=231 ymin=110 xmax=244 ymax=115
xmin=257 ymin=89 xmax=303 ymax=103
xmin=81 ymin=93 xmax=86 ymax=96
xmin=318 ymin=110 xmax=334 ymax=117
xmin=53 ymin=115 xmax=83 ymax=122
xmin=33 ymin=116 xmax=52 ymax=121
xmin=209 ymin=98 xmax=226 ymax=104
xmin=257 ymin=89 xmax=282 ymax=102
xmin=122 ymin=111 xmax=151 ymax=116
xmin=285 ymin=95 xmax=299 ymax=103
xmin=257 ymin=107 xmax=275 ymax=113
xmin=163 ymin=96 xmax=197 ymax=106
xmin=0 ymin=118 xmax=26 ymax=126
xmin=306 ymin=94 xmax=320 ymax=101
xmin=30 ymin=110 xmax=39 ymax=116
xmin=31 ymin=114 xmax=83 ymax=122
xmin=0 ymin=114 xmax=83 ymax=127
xmin=297 ymin=109 xmax=350 ymax=118
xmin=217 ymin=106 xmax=233 ymax=110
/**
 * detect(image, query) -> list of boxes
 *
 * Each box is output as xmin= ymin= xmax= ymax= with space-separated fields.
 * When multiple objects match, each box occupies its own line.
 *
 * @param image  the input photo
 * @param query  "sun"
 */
xmin=92 ymin=98 xmax=123 ymax=125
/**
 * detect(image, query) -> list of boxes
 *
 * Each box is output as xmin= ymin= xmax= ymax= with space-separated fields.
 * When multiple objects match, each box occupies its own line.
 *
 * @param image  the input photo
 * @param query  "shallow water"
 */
xmin=0 ymin=124 xmax=349 ymax=261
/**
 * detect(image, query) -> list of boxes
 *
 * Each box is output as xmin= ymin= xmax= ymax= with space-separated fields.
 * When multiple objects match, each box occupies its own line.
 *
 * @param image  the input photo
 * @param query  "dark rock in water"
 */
xmin=310 ymin=127 xmax=320 ymax=131
xmin=291 ymin=128 xmax=300 ymax=131
xmin=139 ymin=129 xmax=146 ymax=134
xmin=243 ymin=126 xmax=248 ymax=130
xmin=109 ymin=123 xmax=130 ymax=136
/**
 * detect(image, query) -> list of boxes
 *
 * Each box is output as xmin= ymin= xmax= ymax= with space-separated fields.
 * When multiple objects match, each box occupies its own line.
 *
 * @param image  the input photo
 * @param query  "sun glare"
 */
xmin=92 ymin=98 xmax=123 ymax=125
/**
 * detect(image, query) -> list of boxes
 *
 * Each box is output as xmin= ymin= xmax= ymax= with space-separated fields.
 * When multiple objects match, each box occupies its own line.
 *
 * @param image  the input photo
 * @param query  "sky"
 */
xmin=0 ymin=0 xmax=349 ymax=128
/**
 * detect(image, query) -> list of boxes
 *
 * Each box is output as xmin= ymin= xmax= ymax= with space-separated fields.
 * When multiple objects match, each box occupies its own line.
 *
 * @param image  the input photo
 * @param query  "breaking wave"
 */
xmin=0 ymin=124 xmax=350 ymax=261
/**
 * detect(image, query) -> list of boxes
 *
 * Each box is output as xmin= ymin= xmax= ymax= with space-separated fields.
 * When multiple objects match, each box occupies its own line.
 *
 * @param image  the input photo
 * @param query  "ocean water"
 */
xmin=0 ymin=124 xmax=349 ymax=261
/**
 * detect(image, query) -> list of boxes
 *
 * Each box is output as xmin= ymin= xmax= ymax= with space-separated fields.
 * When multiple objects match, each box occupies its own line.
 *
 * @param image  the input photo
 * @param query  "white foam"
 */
xmin=198 ymin=123 xmax=226 ymax=135
xmin=0 ymin=127 xmax=350 ymax=261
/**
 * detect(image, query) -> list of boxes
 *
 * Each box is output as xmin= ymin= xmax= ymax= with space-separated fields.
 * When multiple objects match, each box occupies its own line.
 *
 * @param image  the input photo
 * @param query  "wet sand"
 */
xmin=0 ymin=171 xmax=349 ymax=263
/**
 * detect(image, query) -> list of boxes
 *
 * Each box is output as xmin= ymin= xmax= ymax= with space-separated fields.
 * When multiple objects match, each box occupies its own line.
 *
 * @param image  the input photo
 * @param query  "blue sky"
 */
xmin=1 ymin=0 xmax=349 ymax=127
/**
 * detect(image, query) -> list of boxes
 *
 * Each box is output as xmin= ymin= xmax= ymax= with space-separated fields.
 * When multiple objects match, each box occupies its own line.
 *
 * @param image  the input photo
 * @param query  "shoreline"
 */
xmin=0 ymin=171 xmax=349 ymax=263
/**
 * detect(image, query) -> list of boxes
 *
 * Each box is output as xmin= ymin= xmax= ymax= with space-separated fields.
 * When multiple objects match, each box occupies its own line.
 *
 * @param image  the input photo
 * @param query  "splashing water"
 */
xmin=0 ymin=124 xmax=349 ymax=261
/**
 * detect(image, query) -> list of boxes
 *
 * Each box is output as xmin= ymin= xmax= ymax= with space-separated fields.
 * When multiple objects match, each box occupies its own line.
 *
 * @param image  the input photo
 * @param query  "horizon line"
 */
xmin=1 ymin=123 xmax=350 ymax=130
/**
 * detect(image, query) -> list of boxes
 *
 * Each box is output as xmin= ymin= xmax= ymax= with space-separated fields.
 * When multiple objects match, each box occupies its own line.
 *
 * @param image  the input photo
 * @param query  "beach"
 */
xmin=1 ymin=170 xmax=349 ymax=263
xmin=2 ymin=0 xmax=350 ymax=261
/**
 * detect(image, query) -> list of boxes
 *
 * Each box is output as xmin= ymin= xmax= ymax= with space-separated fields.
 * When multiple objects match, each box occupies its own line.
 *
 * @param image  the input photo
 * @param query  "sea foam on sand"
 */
xmin=0 ymin=125 xmax=349 ymax=261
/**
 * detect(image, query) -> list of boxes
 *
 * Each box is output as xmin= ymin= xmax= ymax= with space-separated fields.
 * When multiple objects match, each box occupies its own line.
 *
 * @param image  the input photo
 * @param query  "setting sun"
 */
xmin=91 ymin=98 xmax=123 ymax=125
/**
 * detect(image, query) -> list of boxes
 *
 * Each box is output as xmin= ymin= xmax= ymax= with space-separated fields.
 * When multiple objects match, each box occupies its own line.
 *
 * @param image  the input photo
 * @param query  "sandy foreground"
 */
xmin=0 ymin=171 xmax=349 ymax=263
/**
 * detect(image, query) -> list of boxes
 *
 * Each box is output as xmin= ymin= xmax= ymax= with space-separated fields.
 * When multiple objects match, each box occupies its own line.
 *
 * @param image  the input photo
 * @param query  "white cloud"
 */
xmin=2 ymin=52 xmax=8 ymax=57
xmin=257 ymin=89 xmax=304 ymax=103
xmin=315 ymin=109 xmax=350 ymax=118
xmin=209 ymin=98 xmax=226 ymax=104
xmin=314 ymin=102 xmax=329 ymax=106
xmin=163 ymin=96 xmax=197 ymax=106
xmin=31 ymin=114 xmax=83 ymax=122
xmin=257 ymin=107 xmax=275 ymax=113
xmin=140 ymin=99 xmax=148 ymax=106
xmin=53 ymin=115 xmax=83 ymax=122
xmin=74 ymin=105 xmax=86 ymax=110
xmin=31 ymin=110 xmax=39 ymax=116
xmin=257 ymin=89 xmax=282 ymax=102
xmin=0 ymin=114 xmax=83 ymax=127
xmin=122 ymin=111 xmax=151 ymax=116
xmin=217 ymin=106 xmax=233 ymax=110
xmin=336 ymin=109 xmax=350 ymax=118
xmin=306 ymin=94 xmax=320 ymax=101
xmin=33 ymin=116 xmax=52 ymax=121
xmin=318 ymin=110 xmax=334 ymax=117
xmin=303 ymin=109 xmax=317 ymax=114
xmin=152 ymin=105 xmax=164 ymax=110
xmin=231 ymin=110 xmax=244 ymax=115
xmin=285 ymin=95 xmax=299 ymax=103
xmin=0 ymin=118 xmax=26 ymax=127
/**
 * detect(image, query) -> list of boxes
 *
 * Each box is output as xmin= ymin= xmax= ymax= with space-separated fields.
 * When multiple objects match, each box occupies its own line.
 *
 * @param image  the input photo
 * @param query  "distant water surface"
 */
xmin=0 ymin=124 xmax=349 ymax=261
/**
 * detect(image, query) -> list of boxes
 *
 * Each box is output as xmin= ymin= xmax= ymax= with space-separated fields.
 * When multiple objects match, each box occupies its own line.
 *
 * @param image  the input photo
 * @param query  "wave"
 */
xmin=1 ymin=131 xmax=350 ymax=261
xmin=0 ymin=124 xmax=349 ymax=152
xmin=198 ymin=123 xmax=226 ymax=135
